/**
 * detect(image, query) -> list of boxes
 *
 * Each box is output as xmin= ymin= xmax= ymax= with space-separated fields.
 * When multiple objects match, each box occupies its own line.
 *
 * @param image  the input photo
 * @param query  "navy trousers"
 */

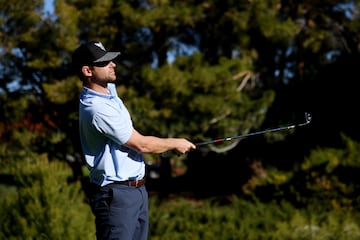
xmin=90 ymin=183 xmax=149 ymax=240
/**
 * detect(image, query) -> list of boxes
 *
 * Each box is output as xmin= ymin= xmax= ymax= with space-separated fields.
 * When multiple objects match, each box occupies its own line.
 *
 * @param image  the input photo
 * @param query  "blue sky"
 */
xmin=44 ymin=0 xmax=54 ymax=15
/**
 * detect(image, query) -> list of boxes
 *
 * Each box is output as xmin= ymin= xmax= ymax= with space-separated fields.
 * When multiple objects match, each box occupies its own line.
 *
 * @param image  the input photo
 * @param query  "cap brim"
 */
xmin=94 ymin=52 xmax=121 ymax=62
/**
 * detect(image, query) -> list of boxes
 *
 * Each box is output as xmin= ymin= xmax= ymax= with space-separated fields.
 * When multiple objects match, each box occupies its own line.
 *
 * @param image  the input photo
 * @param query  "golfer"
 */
xmin=72 ymin=40 xmax=196 ymax=240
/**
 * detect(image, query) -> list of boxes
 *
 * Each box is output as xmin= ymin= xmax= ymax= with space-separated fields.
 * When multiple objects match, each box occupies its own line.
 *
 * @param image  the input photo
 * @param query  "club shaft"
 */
xmin=195 ymin=112 xmax=312 ymax=147
xmin=195 ymin=124 xmax=297 ymax=147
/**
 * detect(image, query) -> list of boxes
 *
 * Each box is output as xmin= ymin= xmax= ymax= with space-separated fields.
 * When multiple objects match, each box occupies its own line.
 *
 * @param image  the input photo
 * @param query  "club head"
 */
xmin=296 ymin=112 xmax=312 ymax=127
xmin=305 ymin=112 xmax=312 ymax=124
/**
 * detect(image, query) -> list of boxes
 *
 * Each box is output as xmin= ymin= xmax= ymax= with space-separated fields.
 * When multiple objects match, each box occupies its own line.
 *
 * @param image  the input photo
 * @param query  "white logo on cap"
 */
xmin=94 ymin=42 xmax=106 ymax=51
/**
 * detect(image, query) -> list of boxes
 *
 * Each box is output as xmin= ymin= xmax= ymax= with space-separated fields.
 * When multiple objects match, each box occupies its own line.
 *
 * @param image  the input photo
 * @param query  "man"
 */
xmin=72 ymin=40 xmax=196 ymax=240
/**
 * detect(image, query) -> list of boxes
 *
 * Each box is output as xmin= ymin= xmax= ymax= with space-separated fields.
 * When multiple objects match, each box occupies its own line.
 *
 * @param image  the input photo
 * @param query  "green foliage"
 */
xmin=0 ymin=153 xmax=95 ymax=240
xmin=302 ymin=134 xmax=360 ymax=170
xmin=296 ymin=134 xmax=360 ymax=208
xmin=0 ymin=93 xmax=31 ymax=125
xmin=0 ymin=93 xmax=67 ymax=156
xmin=149 ymin=195 xmax=360 ymax=240
xmin=245 ymin=135 xmax=360 ymax=212
xmin=249 ymin=1 xmax=299 ymax=41
xmin=273 ymin=210 xmax=360 ymax=240
xmin=42 ymin=76 xmax=81 ymax=105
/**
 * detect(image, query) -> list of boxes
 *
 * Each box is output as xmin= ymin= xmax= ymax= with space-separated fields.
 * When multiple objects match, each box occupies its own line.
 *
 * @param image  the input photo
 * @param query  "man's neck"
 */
xmin=84 ymin=82 xmax=109 ymax=95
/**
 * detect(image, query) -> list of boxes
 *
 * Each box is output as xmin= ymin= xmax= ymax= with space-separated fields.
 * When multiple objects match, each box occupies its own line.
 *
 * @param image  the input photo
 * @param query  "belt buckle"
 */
xmin=135 ymin=180 xmax=139 ymax=187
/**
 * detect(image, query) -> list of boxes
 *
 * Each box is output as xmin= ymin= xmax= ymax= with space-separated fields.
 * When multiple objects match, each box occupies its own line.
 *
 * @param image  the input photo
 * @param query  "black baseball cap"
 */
xmin=72 ymin=40 xmax=121 ymax=69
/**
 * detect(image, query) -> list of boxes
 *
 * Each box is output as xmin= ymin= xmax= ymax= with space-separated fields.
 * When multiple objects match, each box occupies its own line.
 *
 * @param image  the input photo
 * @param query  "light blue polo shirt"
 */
xmin=79 ymin=83 xmax=145 ymax=186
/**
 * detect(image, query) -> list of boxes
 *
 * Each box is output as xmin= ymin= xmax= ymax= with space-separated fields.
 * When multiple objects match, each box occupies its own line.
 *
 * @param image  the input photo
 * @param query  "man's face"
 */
xmin=90 ymin=61 xmax=117 ymax=83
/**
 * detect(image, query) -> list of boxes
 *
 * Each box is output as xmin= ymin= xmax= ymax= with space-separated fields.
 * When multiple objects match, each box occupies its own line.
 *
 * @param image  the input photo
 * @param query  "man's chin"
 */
xmin=106 ymin=78 xmax=117 ymax=83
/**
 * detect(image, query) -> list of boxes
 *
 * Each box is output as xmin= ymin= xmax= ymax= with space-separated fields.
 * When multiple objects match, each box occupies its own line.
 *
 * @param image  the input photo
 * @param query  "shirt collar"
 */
xmin=82 ymin=86 xmax=113 ymax=99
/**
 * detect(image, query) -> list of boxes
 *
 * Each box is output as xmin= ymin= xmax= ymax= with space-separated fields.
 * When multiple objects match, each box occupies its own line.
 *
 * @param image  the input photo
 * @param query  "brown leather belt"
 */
xmin=113 ymin=178 xmax=146 ymax=187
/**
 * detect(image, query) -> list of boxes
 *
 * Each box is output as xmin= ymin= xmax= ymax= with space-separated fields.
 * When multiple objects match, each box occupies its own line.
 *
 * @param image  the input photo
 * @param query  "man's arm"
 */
xmin=125 ymin=129 xmax=196 ymax=154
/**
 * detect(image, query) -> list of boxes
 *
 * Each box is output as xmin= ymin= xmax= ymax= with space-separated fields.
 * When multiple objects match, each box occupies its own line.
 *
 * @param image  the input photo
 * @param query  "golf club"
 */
xmin=195 ymin=112 xmax=312 ymax=147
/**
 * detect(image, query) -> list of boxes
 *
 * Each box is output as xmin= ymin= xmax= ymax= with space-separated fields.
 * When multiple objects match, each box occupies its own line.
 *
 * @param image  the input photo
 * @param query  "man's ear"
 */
xmin=81 ymin=66 xmax=92 ymax=77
